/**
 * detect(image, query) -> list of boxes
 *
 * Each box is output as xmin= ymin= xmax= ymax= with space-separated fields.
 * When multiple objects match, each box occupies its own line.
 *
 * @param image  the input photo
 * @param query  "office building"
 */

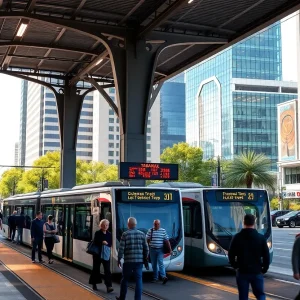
xmin=92 ymin=88 xmax=160 ymax=164
xmin=14 ymin=143 xmax=19 ymax=166
xmin=20 ymin=80 xmax=94 ymax=166
xmin=185 ymin=22 xmax=297 ymax=170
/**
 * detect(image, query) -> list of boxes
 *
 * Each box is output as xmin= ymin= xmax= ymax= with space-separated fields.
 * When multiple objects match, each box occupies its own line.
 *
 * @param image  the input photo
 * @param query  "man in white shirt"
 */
xmin=146 ymin=219 xmax=172 ymax=284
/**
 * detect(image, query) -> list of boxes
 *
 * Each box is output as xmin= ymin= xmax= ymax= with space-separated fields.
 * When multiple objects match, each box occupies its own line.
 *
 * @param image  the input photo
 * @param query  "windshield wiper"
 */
xmin=213 ymin=222 xmax=233 ymax=237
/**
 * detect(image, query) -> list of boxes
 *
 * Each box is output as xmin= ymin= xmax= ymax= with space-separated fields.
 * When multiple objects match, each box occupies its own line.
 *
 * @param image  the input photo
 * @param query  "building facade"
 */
xmin=14 ymin=143 xmax=19 ymax=166
xmin=20 ymin=80 xmax=94 ymax=166
xmin=185 ymin=22 xmax=296 ymax=170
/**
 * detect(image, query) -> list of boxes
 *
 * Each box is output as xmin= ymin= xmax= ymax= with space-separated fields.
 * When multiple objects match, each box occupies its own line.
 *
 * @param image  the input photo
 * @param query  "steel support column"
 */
xmin=112 ymin=39 xmax=158 ymax=165
xmin=56 ymin=85 xmax=83 ymax=188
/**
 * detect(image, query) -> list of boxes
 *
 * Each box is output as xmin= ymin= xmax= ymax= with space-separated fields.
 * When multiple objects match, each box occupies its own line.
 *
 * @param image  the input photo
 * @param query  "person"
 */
xmin=43 ymin=215 xmax=57 ymax=264
xmin=16 ymin=212 xmax=26 ymax=244
xmin=0 ymin=210 xmax=3 ymax=230
xmin=8 ymin=211 xmax=17 ymax=242
xmin=30 ymin=211 xmax=45 ymax=263
xmin=291 ymin=233 xmax=300 ymax=299
xmin=89 ymin=219 xmax=113 ymax=293
xmin=116 ymin=217 xmax=149 ymax=300
xmin=228 ymin=214 xmax=270 ymax=300
xmin=146 ymin=219 xmax=172 ymax=284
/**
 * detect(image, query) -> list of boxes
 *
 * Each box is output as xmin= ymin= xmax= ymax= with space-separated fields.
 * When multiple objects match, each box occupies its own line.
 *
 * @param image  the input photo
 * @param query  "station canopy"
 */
xmin=0 ymin=0 xmax=299 ymax=85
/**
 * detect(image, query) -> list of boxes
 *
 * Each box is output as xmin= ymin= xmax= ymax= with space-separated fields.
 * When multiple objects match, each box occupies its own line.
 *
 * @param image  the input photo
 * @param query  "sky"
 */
xmin=0 ymin=13 xmax=299 ymax=174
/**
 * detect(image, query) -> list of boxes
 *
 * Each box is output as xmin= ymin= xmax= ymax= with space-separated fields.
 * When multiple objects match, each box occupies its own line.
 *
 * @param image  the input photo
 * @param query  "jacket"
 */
xmin=93 ymin=230 xmax=112 ymax=257
xmin=228 ymin=228 xmax=270 ymax=274
xmin=292 ymin=235 xmax=300 ymax=275
xmin=30 ymin=218 xmax=44 ymax=240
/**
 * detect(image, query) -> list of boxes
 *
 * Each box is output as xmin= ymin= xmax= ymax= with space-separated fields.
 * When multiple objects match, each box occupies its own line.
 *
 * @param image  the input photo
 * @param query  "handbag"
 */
xmin=101 ymin=245 xmax=111 ymax=261
xmin=86 ymin=240 xmax=100 ymax=256
xmin=53 ymin=235 xmax=60 ymax=243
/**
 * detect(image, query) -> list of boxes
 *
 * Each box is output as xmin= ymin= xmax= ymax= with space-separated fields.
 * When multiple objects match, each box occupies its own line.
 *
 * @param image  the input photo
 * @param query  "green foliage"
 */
xmin=160 ymin=142 xmax=210 ymax=185
xmin=270 ymin=197 xmax=279 ymax=210
xmin=0 ymin=168 xmax=24 ymax=198
xmin=224 ymin=151 xmax=276 ymax=190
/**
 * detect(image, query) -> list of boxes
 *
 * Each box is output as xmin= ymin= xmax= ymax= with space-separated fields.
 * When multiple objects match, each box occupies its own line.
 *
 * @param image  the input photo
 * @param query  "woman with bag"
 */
xmin=89 ymin=219 xmax=113 ymax=293
xmin=43 ymin=215 xmax=57 ymax=264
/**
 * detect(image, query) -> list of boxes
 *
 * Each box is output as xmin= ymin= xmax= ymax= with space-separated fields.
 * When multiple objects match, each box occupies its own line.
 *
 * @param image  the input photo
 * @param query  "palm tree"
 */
xmin=224 ymin=151 xmax=275 ymax=189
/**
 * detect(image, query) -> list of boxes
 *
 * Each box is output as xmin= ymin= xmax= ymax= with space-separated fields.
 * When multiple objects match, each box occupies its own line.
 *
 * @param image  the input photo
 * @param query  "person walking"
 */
xmin=8 ymin=211 xmax=17 ymax=242
xmin=116 ymin=217 xmax=149 ymax=300
xmin=16 ymin=212 xmax=26 ymax=245
xmin=43 ymin=215 xmax=57 ymax=264
xmin=89 ymin=219 xmax=113 ymax=293
xmin=292 ymin=233 xmax=300 ymax=299
xmin=30 ymin=211 xmax=45 ymax=263
xmin=146 ymin=219 xmax=172 ymax=284
xmin=228 ymin=214 xmax=270 ymax=300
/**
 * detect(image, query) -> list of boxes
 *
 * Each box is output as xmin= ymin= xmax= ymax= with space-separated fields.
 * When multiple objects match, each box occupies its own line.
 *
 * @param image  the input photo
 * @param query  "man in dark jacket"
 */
xmin=16 ymin=212 xmax=26 ymax=245
xmin=228 ymin=214 xmax=270 ymax=300
xmin=292 ymin=233 xmax=300 ymax=299
xmin=8 ymin=211 xmax=17 ymax=242
xmin=30 ymin=211 xmax=44 ymax=263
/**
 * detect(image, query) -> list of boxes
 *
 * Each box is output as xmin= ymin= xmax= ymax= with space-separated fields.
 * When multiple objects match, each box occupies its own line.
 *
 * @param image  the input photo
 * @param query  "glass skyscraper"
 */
xmin=160 ymin=74 xmax=186 ymax=153
xmin=185 ymin=22 xmax=297 ymax=170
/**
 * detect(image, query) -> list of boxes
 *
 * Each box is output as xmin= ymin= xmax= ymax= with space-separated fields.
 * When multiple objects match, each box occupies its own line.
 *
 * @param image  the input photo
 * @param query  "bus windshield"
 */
xmin=115 ymin=189 xmax=182 ymax=250
xmin=204 ymin=189 xmax=271 ymax=242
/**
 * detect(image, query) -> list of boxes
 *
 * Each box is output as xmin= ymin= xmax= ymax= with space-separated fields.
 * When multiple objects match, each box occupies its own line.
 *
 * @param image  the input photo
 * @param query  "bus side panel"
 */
xmin=73 ymin=239 xmax=93 ymax=269
xmin=1 ymin=224 xmax=9 ymax=239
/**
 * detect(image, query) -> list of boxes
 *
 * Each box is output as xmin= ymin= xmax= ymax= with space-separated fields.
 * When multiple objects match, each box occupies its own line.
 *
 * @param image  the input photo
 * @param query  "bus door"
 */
xmin=63 ymin=205 xmax=74 ymax=260
xmin=182 ymin=204 xmax=193 ymax=266
xmin=190 ymin=202 xmax=203 ymax=261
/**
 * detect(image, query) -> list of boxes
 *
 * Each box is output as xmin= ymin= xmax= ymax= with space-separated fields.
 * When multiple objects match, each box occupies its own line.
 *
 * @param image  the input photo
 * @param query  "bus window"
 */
xmin=42 ymin=205 xmax=54 ymax=222
xmin=193 ymin=203 xmax=202 ymax=239
xmin=53 ymin=206 xmax=63 ymax=236
xmin=183 ymin=205 xmax=192 ymax=236
xmin=74 ymin=204 xmax=92 ymax=241
xmin=3 ymin=206 xmax=11 ymax=224
xmin=15 ymin=206 xmax=22 ymax=215
xmin=23 ymin=206 xmax=34 ymax=229
xmin=100 ymin=203 xmax=112 ymax=232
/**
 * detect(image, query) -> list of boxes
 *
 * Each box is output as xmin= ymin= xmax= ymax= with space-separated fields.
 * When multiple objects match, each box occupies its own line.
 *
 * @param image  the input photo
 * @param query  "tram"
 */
xmin=149 ymin=183 xmax=273 ymax=268
xmin=2 ymin=182 xmax=184 ymax=273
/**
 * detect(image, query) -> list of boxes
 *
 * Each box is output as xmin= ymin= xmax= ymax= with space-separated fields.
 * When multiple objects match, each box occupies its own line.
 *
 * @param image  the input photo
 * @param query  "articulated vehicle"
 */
xmin=2 ymin=182 xmax=184 ymax=273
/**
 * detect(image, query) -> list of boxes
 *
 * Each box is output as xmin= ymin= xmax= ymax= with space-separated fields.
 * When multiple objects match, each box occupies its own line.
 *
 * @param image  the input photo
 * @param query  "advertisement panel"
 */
xmin=278 ymin=101 xmax=297 ymax=161
xmin=282 ymin=191 xmax=300 ymax=199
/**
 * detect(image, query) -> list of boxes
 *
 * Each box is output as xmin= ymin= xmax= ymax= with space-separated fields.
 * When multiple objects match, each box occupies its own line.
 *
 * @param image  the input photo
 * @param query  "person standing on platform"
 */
xmin=30 ymin=211 xmax=45 ymax=263
xmin=8 ymin=211 xmax=17 ymax=242
xmin=89 ymin=219 xmax=113 ymax=293
xmin=116 ymin=217 xmax=149 ymax=300
xmin=291 ymin=233 xmax=300 ymax=299
xmin=43 ymin=215 xmax=57 ymax=264
xmin=0 ymin=210 xmax=3 ymax=230
xmin=228 ymin=214 xmax=270 ymax=300
xmin=16 ymin=212 xmax=26 ymax=244
xmin=146 ymin=219 xmax=172 ymax=284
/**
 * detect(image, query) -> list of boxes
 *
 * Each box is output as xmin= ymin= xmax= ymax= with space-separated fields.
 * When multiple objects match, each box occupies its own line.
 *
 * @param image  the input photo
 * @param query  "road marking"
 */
xmin=273 ymin=242 xmax=294 ymax=245
xmin=273 ymin=255 xmax=291 ymax=258
xmin=169 ymin=272 xmax=272 ymax=300
xmin=273 ymin=248 xmax=292 ymax=251
xmin=275 ymin=279 xmax=300 ymax=286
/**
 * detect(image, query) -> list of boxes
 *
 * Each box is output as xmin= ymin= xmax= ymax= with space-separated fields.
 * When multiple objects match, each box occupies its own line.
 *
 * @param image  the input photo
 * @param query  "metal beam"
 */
xmin=148 ymin=31 xmax=228 ymax=45
xmin=138 ymin=0 xmax=187 ymax=38
xmin=86 ymin=77 xmax=118 ymax=116
xmin=0 ymin=41 xmax=99 ymax=56
xmin=69 ymin=50 xmax=109 ymax=86
xmin=149 ymin=82 xmax=162 ymax=110
xmin=71 ymin=0 xmax=87 ymax=19
xmin=118 ymin=0 xmax=145 ymax=25
xmin=25 ymin=0 xmax=37 ymax=13
xmin=3 ymin=69 xmax=67 ymax=79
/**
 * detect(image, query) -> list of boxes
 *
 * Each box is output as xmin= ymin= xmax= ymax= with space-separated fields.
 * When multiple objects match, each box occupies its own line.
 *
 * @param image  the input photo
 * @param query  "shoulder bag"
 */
xmin=151 ymin=228 xmax=171 ymax=254
xmin=86 ymin=240 xmax=100 ymax=256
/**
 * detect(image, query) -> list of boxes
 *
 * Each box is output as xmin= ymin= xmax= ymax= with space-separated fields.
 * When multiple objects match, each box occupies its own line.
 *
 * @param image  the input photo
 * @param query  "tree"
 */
xmin=0 ymin=168 xmax=24 ymax=198
xmin=224 ymin=151 xmax=276 ymax=190
xmin=160 ymin=142 xmax=210 ymax=184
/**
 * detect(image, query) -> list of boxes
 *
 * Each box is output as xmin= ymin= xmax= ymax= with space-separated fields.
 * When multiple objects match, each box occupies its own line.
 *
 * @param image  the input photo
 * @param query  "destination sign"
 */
xmin=117 ymin=190 xmax=177 ymax=202
xmin=215 ymin=190 xmax=258 ymax=201
xmin=119 ymin=162 xmax=178 ymax=180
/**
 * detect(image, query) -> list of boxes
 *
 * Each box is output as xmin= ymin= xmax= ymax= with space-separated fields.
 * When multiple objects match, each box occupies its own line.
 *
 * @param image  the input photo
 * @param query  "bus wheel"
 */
xmin=289 ymin=221 xmax=296 ymax=228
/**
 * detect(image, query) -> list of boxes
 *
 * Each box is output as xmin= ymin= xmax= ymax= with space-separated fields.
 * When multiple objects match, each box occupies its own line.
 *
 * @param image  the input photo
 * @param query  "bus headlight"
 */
xmin=177 ymin=246 xmax=182 ymax=252
xmin=267 ymin=238 xmax=272 ymax=249
xmin=207 ymin=242 xmax=223 ymax=254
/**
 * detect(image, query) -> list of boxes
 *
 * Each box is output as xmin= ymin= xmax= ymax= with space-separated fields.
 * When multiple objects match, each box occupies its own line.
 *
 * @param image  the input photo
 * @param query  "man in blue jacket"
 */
xmin=30 ymin=211 xmax=44 ymax=263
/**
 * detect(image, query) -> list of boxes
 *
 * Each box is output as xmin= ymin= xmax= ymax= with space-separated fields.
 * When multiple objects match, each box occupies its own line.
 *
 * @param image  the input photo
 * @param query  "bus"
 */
xmin=2 ymin=182 xmax=184 ymax=273
xmin=149 ymin=183 xmax=272 ymax=268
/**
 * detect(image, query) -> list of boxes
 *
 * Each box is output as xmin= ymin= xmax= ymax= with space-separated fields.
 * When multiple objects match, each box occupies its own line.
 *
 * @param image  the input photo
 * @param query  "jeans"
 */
xmin=150 ymin=248 xmax=166 ymax=280
xmin=9 ymin=227 xmax=16 ymax=241
xmin=44 ymin=237 xmax=54 ymax=260
xmin=119 ymin=262 xmax=143 ymax=300
xmin=17 ymin=227 xmax=23 ymax=244
xmin=236 ymin=272 xmax=265 ymax=300
xmin=31 ymin=239 xmax=43 ymax=262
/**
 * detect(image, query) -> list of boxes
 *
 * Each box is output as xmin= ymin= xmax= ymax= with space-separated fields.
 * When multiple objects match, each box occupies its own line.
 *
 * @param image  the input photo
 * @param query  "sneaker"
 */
xmin=39 ymin=260 xmax=45 ymax=263
xmin=107 ymin=287 xmax=114 ymax=293
xmin=48 ymin=260 xmax=54 ymax=264
xmin=162 ymin=277 xmax=168 ymax=285
xmin=32 ymin=260 xmax=35 ymax=263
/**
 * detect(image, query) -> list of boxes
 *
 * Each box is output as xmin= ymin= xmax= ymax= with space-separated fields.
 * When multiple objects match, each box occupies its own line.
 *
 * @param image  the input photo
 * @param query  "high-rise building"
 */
xmin=14 ymin=143 xmax=19 ymax=166
xmin=20 ymin=80 xmax=94 ymax=165
xmin=92 ymin=88 xmax=160 ymax=164
xmin=185 ymin=22 xmax=297 ymax=170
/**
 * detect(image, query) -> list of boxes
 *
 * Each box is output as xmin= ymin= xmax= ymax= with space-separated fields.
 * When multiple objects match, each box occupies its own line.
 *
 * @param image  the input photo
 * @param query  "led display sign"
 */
xmin=117 ymin=190 xmax=177 ymax=202
xmin=215 ymin=190 xmax=258 ymax=201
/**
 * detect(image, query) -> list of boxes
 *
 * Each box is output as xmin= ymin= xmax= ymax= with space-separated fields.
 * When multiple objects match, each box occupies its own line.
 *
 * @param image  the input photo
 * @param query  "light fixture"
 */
xmin=188 ymin=0 xmax=194 ymax=3
xmin=95 ymin=58 xmax=103 ymax=66
xmin=16 ymin=23 xmax=28 ymax=37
